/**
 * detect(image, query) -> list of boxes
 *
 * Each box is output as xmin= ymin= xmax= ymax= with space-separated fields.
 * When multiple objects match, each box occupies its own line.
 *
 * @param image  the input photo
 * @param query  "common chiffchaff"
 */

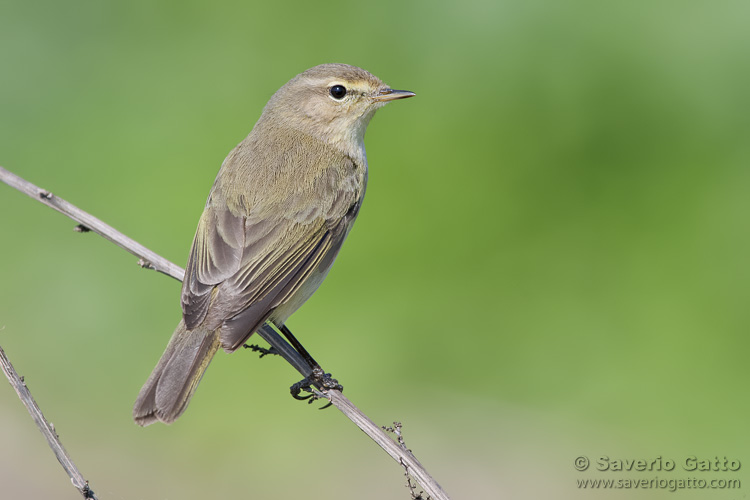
xmin=133 ymin=64 xmax=414 ymax=425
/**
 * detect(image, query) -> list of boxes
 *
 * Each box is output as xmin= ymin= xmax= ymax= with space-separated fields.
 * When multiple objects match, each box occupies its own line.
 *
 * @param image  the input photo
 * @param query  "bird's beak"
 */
xmin=373 ymin=88 xmax=416 ymax=102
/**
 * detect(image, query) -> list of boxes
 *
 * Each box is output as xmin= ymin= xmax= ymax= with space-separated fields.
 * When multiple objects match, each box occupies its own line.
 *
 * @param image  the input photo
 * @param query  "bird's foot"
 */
xmin=290 ymin=366 xmax=343 ymax=409
xmin=242 ymin=344 xmax=279 ymax=358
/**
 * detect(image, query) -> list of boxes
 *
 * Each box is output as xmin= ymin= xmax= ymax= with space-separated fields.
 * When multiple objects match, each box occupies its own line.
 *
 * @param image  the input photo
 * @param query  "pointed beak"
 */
xmin=373 ymin=88 xmax=416 ymax=102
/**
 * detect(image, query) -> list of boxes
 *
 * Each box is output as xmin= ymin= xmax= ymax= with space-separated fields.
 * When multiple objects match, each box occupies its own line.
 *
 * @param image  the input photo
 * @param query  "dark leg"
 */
xmin=279 ymin=324 xmax=342 ymax=408
xmin=279 ymin=324 xmax=321 ymax=370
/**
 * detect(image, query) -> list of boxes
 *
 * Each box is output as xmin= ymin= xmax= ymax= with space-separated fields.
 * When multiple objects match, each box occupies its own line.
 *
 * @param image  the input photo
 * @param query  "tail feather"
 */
xmin=133 ymin=320 xmax=220 ymax=426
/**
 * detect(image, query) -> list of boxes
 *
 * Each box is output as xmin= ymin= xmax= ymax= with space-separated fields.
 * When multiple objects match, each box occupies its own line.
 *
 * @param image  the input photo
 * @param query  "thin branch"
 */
xmin=326 ymin=393 xmax=441 ymax=499
xmin=0 ymin=344 xmax=98 ymax=499
xmin=0 ymin=165 xmax=450 ymax=500
xmin=384 ymin=422 xmax=430 ymax=500
xmin=0 ymin=166 xmax=184 ymax=281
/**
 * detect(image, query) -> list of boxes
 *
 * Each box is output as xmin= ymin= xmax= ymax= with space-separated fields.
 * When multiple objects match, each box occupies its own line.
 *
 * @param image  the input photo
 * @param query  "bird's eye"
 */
xmin=329 ymin=85 xmax=347 ymax=100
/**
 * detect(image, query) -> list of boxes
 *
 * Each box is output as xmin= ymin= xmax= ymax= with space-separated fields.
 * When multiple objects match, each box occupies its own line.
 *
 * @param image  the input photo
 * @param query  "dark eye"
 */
xmin=329 ymin=85 xmax=347 ymax=100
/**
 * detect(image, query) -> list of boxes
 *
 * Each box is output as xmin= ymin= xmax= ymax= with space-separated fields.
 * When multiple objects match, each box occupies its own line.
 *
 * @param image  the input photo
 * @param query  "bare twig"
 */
xmin=0 ymin=345 xmax=98 ymax=499
xmin=384 ymin=422 xmax=430 ymax=499
xmin=328 ymin=395 xmax=440 ymax=499
xmin=0 ymin=165 xmax=450 ymax=500
xmin=0 ymin=166 xmax=183 ymax=281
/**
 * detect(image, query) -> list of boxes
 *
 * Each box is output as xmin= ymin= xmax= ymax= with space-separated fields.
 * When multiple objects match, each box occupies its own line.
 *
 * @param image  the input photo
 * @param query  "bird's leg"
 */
xmin=278 ymin=324 xmax=321 ymax=369
xmin=280 ymin=324 xmax=342 ymax=409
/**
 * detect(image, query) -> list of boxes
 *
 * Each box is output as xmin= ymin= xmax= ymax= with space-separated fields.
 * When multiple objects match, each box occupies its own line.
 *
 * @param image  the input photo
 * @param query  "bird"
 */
xmin=133 ymin=63 xmax=414 ymax=425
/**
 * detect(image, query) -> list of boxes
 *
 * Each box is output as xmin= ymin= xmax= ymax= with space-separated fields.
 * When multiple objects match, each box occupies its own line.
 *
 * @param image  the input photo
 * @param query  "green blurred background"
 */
xmin=1 ymin=0 xmax=749 ymax=498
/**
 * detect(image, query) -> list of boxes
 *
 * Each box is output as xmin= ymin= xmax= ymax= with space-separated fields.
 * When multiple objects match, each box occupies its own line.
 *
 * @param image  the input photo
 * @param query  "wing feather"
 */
xmin=179 ymin=134 xmax=364 ymax=349
xmin=180 ymin=204 xmax=350 ymax=350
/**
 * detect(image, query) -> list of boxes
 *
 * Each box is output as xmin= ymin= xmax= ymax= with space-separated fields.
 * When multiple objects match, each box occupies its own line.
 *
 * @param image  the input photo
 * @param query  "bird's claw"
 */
xmin=289 ymin=367 xmax=342 ymax=409
xmin=290 ymin=380 xmax=314 ymax=400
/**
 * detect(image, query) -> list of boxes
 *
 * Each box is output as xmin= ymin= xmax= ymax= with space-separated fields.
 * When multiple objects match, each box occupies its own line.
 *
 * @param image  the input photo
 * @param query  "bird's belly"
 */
xmin=269 ymin=233 xmax=348 ymax=325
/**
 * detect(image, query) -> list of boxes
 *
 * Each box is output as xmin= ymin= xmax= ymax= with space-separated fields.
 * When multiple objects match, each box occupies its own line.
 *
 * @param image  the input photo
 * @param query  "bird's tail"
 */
xmin=133 ymin=320 xmax=220 ymax=426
